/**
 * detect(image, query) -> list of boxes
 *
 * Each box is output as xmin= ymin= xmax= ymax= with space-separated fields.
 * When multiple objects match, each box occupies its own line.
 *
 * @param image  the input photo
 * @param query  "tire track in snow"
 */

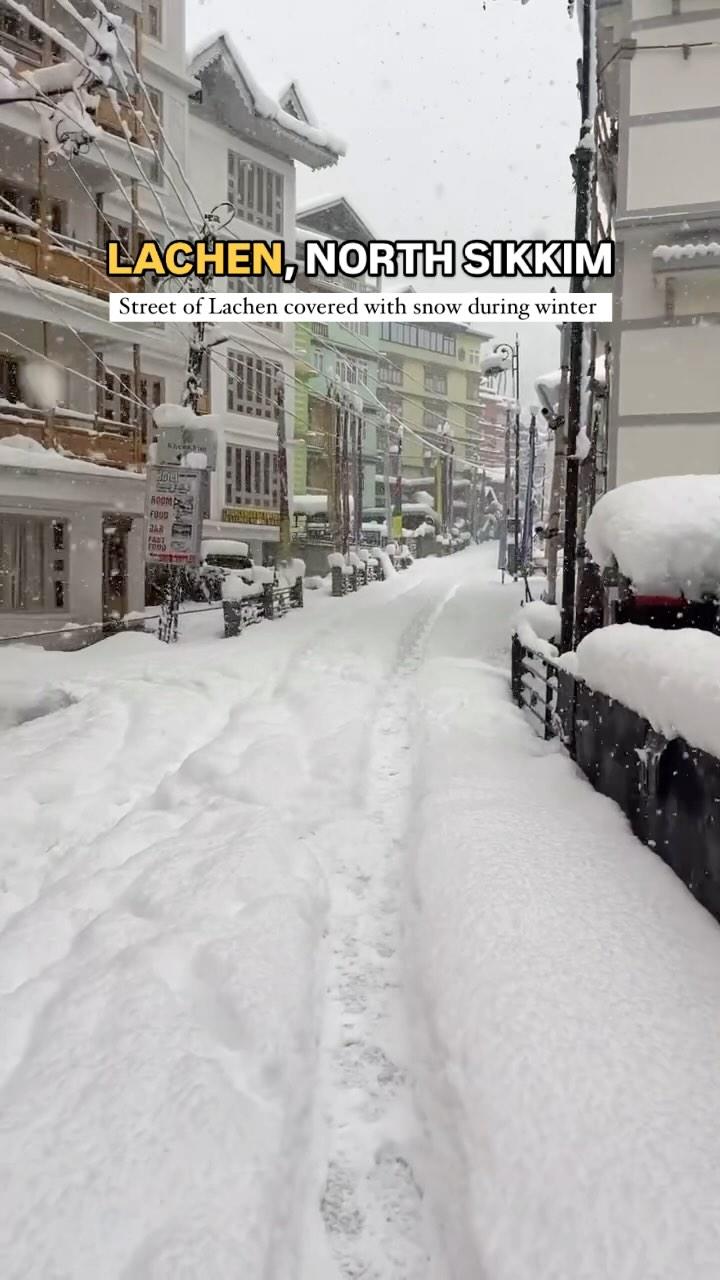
xmin=314 ymin=584 xmax=459 ymax=1279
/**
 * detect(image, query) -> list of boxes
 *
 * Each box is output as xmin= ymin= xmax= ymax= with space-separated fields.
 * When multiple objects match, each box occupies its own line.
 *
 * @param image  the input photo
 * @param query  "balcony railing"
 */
xmin=0 ymin=405 xmax=144 ymax=470
xmin=0 ymin=227 xmax=137 ymax=298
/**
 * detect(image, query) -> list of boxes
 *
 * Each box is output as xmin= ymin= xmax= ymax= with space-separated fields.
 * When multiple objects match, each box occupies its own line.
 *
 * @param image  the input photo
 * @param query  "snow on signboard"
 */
xmin=145 ymin=467 xmax=203 ymax=567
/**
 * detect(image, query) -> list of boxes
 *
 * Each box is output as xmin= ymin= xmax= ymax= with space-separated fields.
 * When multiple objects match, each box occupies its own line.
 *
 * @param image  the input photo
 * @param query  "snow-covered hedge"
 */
xmin=585 ymin=475 xmax=720 ymax=601
xmin=571 ymin=624 xmax=720 ymax=760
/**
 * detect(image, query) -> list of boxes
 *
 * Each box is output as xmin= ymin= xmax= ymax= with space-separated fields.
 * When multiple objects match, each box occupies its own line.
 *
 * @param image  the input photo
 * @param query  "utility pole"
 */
xmin=355 ymin=409 xmax=364 ymax=545
xmin=276 ymin=382 xmax=291 ymax=562
xmin=383 ymin=413 xmax=393 ymax=546
xmin=560 ymin=0 xmax=595 ymax=653
xmin=545 ymin=321 xmax=571 ymax=604
xmin=158 ymin=204 xmax=227 ymax=643
xmin=340 ymin=398 xmax=351 ymax=556
xmin=499 ymin=407 xmax=512 ymax=583
xmin=392 ymin=423 xmax=403 ymax=543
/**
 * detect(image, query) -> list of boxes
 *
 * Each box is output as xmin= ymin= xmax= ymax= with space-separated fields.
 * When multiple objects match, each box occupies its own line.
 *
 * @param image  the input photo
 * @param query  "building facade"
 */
xmin=293 ymin=197 xmax=380 ymax=508
xmin=187 ymin=37 xmax=341 ymax=562
xmin=378 ymin=320 xmax=506 ymax=480
xmin=0 ymin=4 xmax=341 ymax=636
xmin=598 ymin=0 xmax=720 ymax=486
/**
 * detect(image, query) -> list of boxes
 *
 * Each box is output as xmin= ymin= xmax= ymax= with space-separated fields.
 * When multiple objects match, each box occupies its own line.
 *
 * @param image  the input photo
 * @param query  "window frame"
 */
xmin=0 ymin=514 xmax=68 ymax=613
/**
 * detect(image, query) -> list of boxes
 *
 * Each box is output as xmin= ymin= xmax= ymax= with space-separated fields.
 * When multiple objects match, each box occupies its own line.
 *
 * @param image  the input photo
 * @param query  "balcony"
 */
xmin=0 ymin=405 xmax=144 ymax=470
xmin=0 ymin=227 xmax=137 ymax=299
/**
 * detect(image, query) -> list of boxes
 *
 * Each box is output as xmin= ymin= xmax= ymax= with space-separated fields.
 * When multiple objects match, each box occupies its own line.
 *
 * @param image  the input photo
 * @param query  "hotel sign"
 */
xmin=222 ymin=506 xmax=281 ymax=527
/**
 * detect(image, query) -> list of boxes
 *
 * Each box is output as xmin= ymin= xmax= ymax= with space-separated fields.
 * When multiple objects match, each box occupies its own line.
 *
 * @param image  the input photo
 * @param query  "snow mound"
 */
xmin=574 ymin=623 xmax=720 ymax=759
xmin=585 ymin=475 xmax=720 ymax=600
xmin=513 ymin=600 xmax=561 ymax=660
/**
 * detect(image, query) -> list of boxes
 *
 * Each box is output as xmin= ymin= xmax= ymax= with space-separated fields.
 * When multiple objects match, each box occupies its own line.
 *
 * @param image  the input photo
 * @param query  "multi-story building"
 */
xmin=293 ymin=196 xmax=380 ymax=506
xmin=186 ymin=37 xmax=341 ymax=561
xmin=0 ymin=6 xmax=341 ymax=639
xmin=595 ymin=0 xmax=720 ymax=487
xmin=0 ymin=0 xmax=191 ymax=639
xmin=377 ymin=320 xmax=506 ymax=483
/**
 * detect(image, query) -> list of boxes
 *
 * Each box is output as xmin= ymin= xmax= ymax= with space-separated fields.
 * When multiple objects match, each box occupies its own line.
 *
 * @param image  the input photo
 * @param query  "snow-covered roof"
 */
xmin=188 ymin=33 xmax=345 ymax=167
xmin=0 ymin=434 xmax=142 ymax=480
xmin=653 ymin=242 xmax=720 ymax=269
xmin=277 ymin=80 xmax=317 ymax=126
xmin=585 ymin=475 xmax=720 ymax=600
xmin=296 ymin=195 xmax=376 ymax=243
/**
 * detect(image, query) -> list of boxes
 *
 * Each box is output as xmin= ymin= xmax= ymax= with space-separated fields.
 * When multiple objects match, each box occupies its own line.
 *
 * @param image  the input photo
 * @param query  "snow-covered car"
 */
xmin=191 ymin=540 xmax=255 ymax=601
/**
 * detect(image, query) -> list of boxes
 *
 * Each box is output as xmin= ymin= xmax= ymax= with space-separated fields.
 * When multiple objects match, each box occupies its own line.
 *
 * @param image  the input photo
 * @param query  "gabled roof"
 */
xmin=188 ymin=34 xmax=344 ymax=170
xmin=277 ymin=80 xmax=317 ymax=127
xmin=296 ymin=195 xmax=375 ymax=243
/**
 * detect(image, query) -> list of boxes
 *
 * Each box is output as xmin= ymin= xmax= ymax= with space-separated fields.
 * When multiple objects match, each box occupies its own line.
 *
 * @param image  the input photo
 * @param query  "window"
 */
xmin=379 ymin=359 xmax=403 ymax=386
xmin=139 ymin=376 xmax=165 ymax=436
xmin=467 ymin=348 xmax=484 ymax=369
xmin=227 ymin=351 xmax=282 ymax=418
xmin=344 ymin=321 xmax=370 ymax=336
xmin=0 ymin=515 xmax=67 ymax=612
xmin=0 ymin=185 xmax=63 ymax=236
xmin=335 ymin=357 xmax=368 ymax=387
xmin=423 ymin=401 xmax=448 ymax=432
xmin=380 ymin=393 xmax=403 ymax=422
xmin=311 ymin=322 xmax=329 ymax=337
xmin=228 ymin=152 xmax=284 ymax=233
xmin=424 ymin=366 xmax=447 ymax=395
xmin=380 ymin=323 xmax=456 ymax=356
xmin=142 ymin=0 xmax=162 ymax=41
xmin=313 ymin=350 xmax=325 ymax=373
xmin=225 ymin=444 xmax=279 ymax=509
xmin=102 ymin=370 xmax=132 ymax=426
xmin=0 ymin=352 xmax=20 ymax=404
xmin=0 ymin=0 xmax=43 ymax=55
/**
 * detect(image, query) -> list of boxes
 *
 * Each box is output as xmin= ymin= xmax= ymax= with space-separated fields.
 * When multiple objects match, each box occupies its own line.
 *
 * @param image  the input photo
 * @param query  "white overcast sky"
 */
xmin=188 ymin=0 xmax=580 ymax=399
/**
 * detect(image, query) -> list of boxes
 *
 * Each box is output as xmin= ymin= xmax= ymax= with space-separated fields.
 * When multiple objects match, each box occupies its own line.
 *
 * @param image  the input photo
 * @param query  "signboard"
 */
xmin=156 ymin=425 xmax=218 ymax=471
xmin=145 ymin=466 xmax=203 ymax=566
xmin=392 ymin=514 xmax=404 ymax=538
xmin=222 ymin=506 xmax=281 ymax=528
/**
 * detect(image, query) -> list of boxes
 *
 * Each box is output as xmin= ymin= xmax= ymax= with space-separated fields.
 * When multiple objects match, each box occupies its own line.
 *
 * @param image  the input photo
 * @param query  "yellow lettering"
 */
xmin=196 ymin=241 xmax=225 ymax=275
xmin=227 ymin=243 xmax=252 ymax=275
xmin=165 ymin=241 xmax=194 ymax=276
xmin=135 ymin=242 xmax=166 ymax=275
xmin=107 ymin=241 xmax=132 ymax=276
xmin=254 ymin=241 xmax=283 ymax=276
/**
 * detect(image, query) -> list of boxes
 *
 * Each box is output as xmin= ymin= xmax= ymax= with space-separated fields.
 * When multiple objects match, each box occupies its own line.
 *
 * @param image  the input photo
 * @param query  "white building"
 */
xmin=0 ymin=434 xmax=145 ymax=644
xmin=598 ymin=0 xmax=720 ymax=486
xmin=186 ymin=34 xmax=342 ymax=562
xmin=0 ymin=3 xmax=341 ymax=637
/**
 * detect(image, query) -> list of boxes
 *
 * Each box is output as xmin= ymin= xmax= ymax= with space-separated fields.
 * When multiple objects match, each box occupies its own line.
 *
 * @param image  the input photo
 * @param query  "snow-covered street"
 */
xmin=3 ymin=547 xmax=720 ymax=1280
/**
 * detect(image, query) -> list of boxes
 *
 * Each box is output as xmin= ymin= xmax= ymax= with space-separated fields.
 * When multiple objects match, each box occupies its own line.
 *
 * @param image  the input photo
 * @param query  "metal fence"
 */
xmin=511 ymin=635 xmax=720 ymax=925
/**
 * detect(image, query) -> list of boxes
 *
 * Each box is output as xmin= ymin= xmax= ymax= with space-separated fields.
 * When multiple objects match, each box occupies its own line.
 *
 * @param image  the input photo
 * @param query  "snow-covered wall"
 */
xmin=572 ymin=623 xmax=720 ymax=762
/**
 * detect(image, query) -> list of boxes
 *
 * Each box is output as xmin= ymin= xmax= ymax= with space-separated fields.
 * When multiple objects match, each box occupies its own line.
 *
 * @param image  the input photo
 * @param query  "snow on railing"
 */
xmin=570 ymin=624 xmax=720 ymax=762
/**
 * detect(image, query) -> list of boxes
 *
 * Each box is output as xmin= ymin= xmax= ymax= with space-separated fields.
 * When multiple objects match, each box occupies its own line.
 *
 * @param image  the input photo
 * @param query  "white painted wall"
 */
xmin=617 ymin=421 xmax=720 ymax=484
xmin=627 ymin=117 xmax=720 ymax=211
xmin=618 ymin=325 xmax=720 ymax=416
